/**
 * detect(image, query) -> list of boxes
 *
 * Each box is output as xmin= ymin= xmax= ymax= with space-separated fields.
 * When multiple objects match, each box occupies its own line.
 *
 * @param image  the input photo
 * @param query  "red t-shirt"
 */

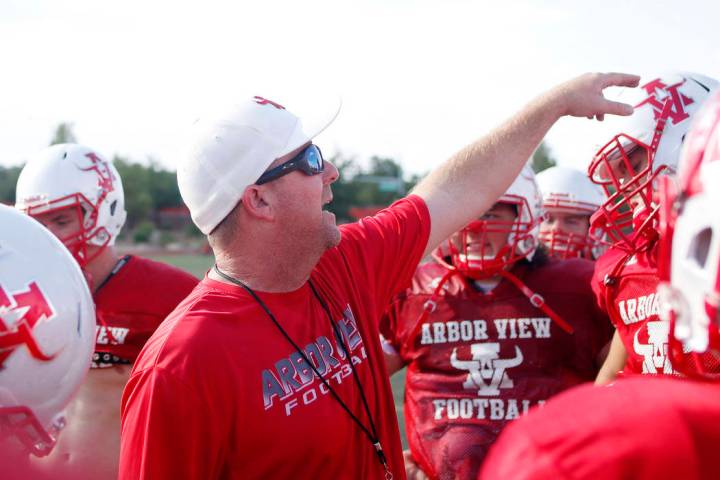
xmin=381 ymin=258 xmax=612 ymax=480
xmin=119 ymin=196 xmax=430 ymax=480
xmin=92 ymin=255 xmax=199 ymax=367
xmin=591 ymin=243 xmax=674 ymax=375
xmin=480 ymin=376 xmax=720 ymax=480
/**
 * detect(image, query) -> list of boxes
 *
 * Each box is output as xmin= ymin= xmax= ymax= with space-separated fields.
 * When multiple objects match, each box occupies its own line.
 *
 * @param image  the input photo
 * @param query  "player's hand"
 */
xmin=403 ymin=449 xmax=429 ymax=480
xmin=550 ymin=72 xmax=641 ymax=121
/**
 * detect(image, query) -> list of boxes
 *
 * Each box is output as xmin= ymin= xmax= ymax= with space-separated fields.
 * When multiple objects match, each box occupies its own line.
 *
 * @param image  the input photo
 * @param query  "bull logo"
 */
xmin=450 ymin=343 xmax=523 ymax=396
xmin=633 ymin=320 xmax=674 ymax=374
xmin=0 ymin=282 xmax=57 ymax=369
xmin=636 ymin=78 xmax=694 ymax=125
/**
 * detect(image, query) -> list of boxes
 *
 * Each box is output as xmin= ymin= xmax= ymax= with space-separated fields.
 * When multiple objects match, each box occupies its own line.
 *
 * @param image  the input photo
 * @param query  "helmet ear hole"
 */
xmin=688 ymin=227 xmax=713 ymax=268
xmin=109 ymin=200 xmax=117 ymax=216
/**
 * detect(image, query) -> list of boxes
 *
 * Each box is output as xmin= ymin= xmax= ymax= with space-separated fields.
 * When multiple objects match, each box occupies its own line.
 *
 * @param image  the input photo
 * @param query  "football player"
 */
xmin=479 ymin=89 xmax=720 ymax=480
xmin=14 ymin=144 xmax=199 ymax=479
xmin=536 ymin=165 xmax=604 ymax=260
xmin=380 ymin=165 xmax=613 ymax=479
xmin=0 ymin=204 xmax=95 ymax=479
xmin=589 ymin=73 xmax=718 ymax=385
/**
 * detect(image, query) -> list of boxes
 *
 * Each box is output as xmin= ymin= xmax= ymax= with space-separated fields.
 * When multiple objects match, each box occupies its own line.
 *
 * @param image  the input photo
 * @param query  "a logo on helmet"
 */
xmin=450 ymin=343 xmax=523 ymax=396
xmin=80 ymin=152 xmax=115 ymax=194
xmin=636 ymin=79 xmax=694 ymax=125
xmin=0 ymin=282 xmax=57 ymax=369
xmin=633 ymin=320 xmax=675 ymax=374
xmin=253 ymin=96 xmax=286 ymax=110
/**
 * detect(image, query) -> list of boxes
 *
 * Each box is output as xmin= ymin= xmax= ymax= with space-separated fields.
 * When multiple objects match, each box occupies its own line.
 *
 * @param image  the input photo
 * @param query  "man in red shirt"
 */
xmin=585 ymin=73 xmax=718 ymax=384
xmin=480 ymin=90 xmax=720 ymax=480
xmin=119 ymin=74 xmax=639 ymax=480
xmin=381 ymin=167 xmax=611 ymax=479
xmin=15 ymin=144 xmax=198 ymax=479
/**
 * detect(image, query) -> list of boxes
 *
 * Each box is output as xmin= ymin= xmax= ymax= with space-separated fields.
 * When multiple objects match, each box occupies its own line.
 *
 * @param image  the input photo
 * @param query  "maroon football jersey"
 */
xmin=92 ymin=255 xmax=198 ymax=367
xmin=381 ymin=258 xmax=612 ymax=480
xmin=591 ymin=242 xmax=673 ymax=376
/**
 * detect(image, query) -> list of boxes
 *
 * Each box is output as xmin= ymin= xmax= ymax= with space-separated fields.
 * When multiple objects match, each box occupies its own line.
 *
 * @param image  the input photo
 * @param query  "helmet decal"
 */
xmin=0 ymin=282 xmax=57 ymax=369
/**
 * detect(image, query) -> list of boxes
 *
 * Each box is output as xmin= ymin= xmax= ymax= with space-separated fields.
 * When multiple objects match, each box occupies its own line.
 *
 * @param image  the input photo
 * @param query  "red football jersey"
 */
xmin=591 ymin=242 xmax=673 ymax=375
xmin=119 ymin=196 xmax=430 ymax=480
xmin=480 ymin=376 xmax=720 ymax=480
xmin=381 ymin=257 xmax=612 ymax=479
xmin=92 ymin=255 xmax=198 ymax=367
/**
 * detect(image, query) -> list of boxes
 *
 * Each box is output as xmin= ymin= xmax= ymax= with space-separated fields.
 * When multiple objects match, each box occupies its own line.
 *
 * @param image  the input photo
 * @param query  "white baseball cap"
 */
xmin=178 ymin=94 xmax=341 ymax=234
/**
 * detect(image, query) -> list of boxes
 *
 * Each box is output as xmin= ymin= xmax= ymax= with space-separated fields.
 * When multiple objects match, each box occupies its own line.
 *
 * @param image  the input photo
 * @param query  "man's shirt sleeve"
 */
xmin=119 ymin=367 xmax=228 ymax=480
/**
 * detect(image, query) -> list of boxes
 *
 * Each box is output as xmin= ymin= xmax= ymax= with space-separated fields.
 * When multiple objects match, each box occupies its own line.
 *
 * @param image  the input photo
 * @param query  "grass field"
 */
xmin=149 ymin=253 xmax=410 ymax=449
xmin=147 ymin=253 xmax=214 ymax=279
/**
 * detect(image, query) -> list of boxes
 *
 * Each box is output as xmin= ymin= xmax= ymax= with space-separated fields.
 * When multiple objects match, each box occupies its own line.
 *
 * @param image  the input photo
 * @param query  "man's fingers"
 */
xmin=601 ymin=72 xmax=641 ymax=88
xmin=602 ymin=100 xmax=634 ymax=116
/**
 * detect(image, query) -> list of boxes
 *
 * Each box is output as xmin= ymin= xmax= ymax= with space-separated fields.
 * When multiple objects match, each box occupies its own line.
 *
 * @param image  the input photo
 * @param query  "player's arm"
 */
xmin=381 ymin=342 xmax=406 ymax=376
xmin=403 ymin=449 xmax=430 ymax=480
xmin=412 ymin=72 xmax=639 ymax=257
xmin=379 ymin=300 xmax=408 ymax=375
xmin=595 ymin=330 xmax=627 ymax=385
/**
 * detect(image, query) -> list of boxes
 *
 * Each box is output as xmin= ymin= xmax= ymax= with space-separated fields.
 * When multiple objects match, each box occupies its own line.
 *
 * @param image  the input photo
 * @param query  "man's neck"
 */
xmin=211 ymin=247 xmax=323 ymax=293
xmin=85 ymin=247 xmax=122 ymax=293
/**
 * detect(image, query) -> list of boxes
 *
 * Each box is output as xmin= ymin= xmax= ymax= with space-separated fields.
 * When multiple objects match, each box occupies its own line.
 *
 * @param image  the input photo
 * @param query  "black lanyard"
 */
xmin=213 ymin=265 xmax=393 ymax=479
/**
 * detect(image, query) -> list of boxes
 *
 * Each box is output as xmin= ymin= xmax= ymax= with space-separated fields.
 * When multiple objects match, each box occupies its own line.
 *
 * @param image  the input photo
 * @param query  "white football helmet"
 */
xmin=588 ymin=72 xmax=719 ymax=251
xmin=435 ymin=165 xmax=542 ymax=278
xmin=536 ymin=166 xmax=605 ymax=259
xmin=15 ymin=143 xmax=127 ymax=267
xmin=0 ymin=204 xmax=95 ymax=457
xmin=658 ymin=90 xmax=720 ymax=379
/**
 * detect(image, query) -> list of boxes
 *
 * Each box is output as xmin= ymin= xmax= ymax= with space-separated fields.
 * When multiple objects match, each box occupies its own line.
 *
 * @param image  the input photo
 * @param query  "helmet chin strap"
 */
xmin=497 ymin=269 xmax=574 ymax=334
xmin=404 ymin=268 xmax=472 ymax=352
xmin=405 ymin=261 xmax=574 ymax=353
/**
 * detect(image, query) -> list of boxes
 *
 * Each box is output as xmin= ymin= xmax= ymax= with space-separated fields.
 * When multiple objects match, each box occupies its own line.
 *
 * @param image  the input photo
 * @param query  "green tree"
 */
xmin=531 ymin=142 xmax=557 ymax=173
xmin=325 ymin=153 xmax=409 ymax=222
xmin=369 ymin=156 xmax=403 ymax=178
xmin=113 ymin=155 xmax=153 ymax=228
xmin=146 ymin=158 xmax=183 ymax=210
xmin=50 ymin=122 xmax=77 ymax=145
xmin=325 ymin=153 xmax=362 ymax=222
xmin=0 ymin=165 xmax=22 ymax=204
xmin=112 ymin=155 xmax=185 ymax=229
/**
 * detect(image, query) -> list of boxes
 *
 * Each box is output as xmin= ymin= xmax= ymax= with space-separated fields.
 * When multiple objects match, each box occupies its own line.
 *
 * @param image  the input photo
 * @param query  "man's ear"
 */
xmin=240 ymin=185 xmax=275 ymax=221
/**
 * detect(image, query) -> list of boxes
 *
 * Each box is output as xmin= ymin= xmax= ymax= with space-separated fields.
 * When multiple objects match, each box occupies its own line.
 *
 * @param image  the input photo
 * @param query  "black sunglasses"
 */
xmin=255 ymin=144 xmax=325 ymax=185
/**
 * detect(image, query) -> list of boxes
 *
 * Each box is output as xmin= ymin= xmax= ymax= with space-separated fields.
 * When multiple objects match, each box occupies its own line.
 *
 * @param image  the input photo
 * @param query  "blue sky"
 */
xmin=1 ymin=0 xmax=719 ymax=175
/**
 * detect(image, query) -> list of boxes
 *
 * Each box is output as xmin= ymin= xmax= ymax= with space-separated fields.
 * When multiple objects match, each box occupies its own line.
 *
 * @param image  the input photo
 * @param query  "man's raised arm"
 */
xmin=412 ymin=72 xmax=640 ymax=257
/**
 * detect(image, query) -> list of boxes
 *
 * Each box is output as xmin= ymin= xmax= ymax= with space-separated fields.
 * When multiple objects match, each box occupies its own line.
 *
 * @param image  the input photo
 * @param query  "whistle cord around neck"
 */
xmin=212 ymin=265 xmax=392 ymax=476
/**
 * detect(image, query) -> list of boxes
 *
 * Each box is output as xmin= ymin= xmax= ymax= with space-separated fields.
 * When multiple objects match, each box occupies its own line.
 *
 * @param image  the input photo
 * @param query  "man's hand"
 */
xmin=548 ymin=72 xmax=641 ymax=121
xmin=403 ymin=450 xmax=429 ymax=480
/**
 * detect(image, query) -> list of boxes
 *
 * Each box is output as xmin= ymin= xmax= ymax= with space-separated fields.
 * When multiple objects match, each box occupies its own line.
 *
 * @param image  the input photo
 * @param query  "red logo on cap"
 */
xmin=636 ymin=79 xmax=694 ymax=125
xmin=0 ymin=282 xmax=57 ymax=368
xmin=253 ymin=96 xmax=286 ymax=110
